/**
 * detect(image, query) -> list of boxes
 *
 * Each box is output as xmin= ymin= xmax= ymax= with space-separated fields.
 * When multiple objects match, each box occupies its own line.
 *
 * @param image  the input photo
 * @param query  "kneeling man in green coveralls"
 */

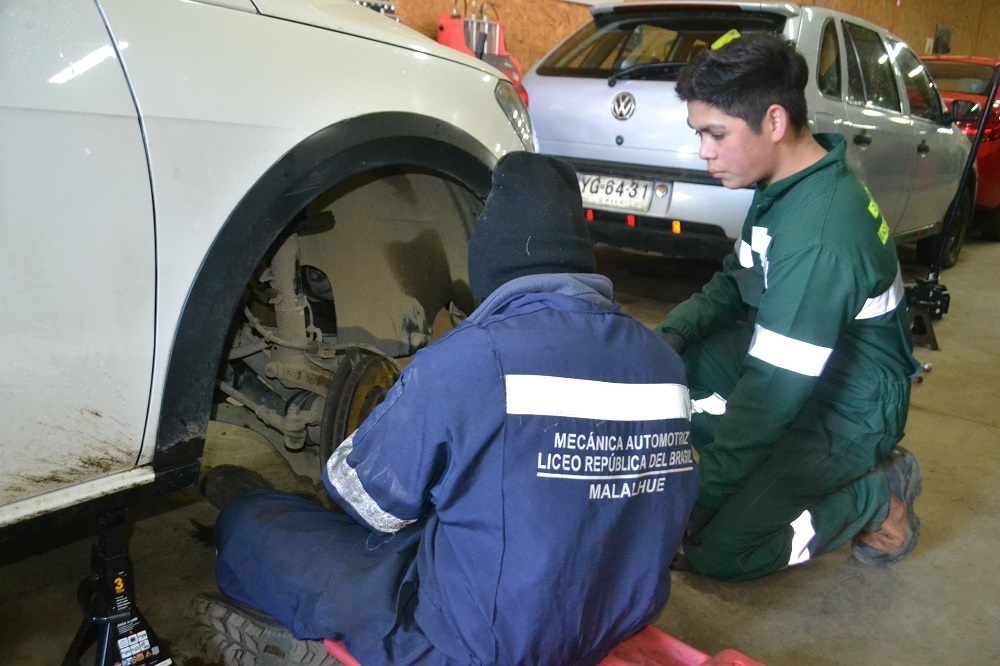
xmin=658 ymin=31 xmax=924 ymax=581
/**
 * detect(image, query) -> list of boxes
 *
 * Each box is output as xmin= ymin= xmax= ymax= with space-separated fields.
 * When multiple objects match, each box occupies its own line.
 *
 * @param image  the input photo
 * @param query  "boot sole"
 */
xmin=190 ymin=593 xmax=339 ymax=666
xmin=852 ymin=447 xmax=922 ymax=566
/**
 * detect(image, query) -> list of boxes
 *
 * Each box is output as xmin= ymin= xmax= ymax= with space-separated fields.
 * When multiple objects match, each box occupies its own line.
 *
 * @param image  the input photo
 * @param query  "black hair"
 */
xmin=676 ymin=32 xmax=810 ymax=133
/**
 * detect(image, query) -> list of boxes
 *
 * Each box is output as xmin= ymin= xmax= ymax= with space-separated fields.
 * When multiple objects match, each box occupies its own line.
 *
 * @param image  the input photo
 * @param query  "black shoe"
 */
xmin=199 ymin=465 xmax=270 ymax=512
xmin=852 ymin=447 xmax=922 ymax=566
xmin=191 ymin=592 xmax=336 ymax=665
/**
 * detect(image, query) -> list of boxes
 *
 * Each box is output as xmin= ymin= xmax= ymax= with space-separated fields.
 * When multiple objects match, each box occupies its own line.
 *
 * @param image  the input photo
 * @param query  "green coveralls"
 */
xmin=658 ymin=134 xmax=922 ymax=581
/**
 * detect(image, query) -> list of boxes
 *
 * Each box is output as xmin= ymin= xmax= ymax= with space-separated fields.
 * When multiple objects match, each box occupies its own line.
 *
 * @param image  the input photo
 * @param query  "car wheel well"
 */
xmin=153 ymin=113 xmax=496 ymax=471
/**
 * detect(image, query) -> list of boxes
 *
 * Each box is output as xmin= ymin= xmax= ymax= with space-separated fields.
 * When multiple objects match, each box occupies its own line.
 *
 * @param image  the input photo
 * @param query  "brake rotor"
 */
xmin=319 ymin=349 xmax=400 ymax=467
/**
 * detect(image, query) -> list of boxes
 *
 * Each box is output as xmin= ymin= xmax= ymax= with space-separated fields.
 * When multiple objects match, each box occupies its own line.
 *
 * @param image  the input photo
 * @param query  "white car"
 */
xmin=523 ymin=1 xmax=975 ymax=267
xmin=0 ymin=0 xmax=532 ymax=540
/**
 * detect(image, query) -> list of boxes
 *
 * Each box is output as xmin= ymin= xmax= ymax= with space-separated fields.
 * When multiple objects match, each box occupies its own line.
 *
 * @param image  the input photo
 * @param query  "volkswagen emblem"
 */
xmin=611 ymin=92 xmax=636 ymax=120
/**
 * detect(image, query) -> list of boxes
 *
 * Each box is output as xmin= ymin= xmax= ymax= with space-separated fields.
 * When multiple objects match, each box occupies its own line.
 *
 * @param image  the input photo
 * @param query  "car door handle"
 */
xmin=853 ymin=131 xmax=872 ymax=147
xmin=917 ymin=139 xmax=930 ymax=154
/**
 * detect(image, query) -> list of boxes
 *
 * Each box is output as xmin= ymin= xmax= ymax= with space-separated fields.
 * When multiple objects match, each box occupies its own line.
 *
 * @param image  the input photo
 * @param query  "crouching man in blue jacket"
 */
xmin=196 ymin=152 xmax=698 ymax=666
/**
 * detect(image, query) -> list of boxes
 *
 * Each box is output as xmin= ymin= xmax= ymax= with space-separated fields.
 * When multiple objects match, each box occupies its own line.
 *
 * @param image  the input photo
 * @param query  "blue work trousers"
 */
xmin=214 ymin=489 xmax=459 ymax=665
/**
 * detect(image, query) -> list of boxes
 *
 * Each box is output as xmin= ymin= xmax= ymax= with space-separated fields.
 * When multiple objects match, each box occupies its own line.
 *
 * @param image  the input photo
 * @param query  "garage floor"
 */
xmin=1 ymin=240 xmax=997 ymax=665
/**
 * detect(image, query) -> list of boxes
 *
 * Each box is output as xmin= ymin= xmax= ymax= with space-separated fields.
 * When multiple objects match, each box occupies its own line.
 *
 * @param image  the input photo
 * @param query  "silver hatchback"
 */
xmin=523 ymin=1 xmax=974 ymax=267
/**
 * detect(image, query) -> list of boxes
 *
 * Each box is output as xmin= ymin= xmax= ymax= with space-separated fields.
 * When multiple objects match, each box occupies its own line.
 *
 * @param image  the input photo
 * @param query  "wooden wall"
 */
xmin=396 ymin=0 xmax=1000 ymax=72
xmin=397 ymin=0 xmax=592 ymax=71
xmin=813 ymin=0 xmax=998 ymax=57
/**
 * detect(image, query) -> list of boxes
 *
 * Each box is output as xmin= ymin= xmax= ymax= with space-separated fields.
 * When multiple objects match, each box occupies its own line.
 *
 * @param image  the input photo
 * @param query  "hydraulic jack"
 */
xmin=906 ymin=275 xmax=950 ymax=351
xmin=63 ymin=509 xmax=172 ymax=666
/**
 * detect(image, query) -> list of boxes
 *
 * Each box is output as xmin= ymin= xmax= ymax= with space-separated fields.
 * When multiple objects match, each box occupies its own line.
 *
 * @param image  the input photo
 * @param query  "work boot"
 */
xmin=191 ymin=592 xmax=336 ymax=666
xmin=199 ymin=465 xmax=270 ymax=512
xmin=852 ymin=447 xmax=922 ymax=565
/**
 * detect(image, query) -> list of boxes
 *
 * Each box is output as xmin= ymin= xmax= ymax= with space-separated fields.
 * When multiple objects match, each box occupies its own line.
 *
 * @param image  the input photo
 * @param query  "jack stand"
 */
xmin=63 ymin=509 xmax=172 ymax=666
xmin=906 ymin=276 xmax=950 ymax=351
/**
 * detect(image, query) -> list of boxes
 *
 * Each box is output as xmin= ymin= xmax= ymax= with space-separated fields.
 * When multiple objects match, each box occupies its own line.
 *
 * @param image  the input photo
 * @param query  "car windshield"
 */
xmin=535 ymin=8 xmax=786 ymax=78
xmin=924 ymin=62 xmax=997 ymax=95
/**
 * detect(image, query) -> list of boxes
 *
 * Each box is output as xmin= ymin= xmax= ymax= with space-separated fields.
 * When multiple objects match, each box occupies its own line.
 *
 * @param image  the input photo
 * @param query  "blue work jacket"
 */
xmin=325 ymin=273 xmax=698 ymax=666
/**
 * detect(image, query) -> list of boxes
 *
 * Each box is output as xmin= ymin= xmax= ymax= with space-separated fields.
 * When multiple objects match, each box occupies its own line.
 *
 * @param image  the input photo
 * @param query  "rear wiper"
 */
xmin=608 ymin=62 xmax=688 ymax=87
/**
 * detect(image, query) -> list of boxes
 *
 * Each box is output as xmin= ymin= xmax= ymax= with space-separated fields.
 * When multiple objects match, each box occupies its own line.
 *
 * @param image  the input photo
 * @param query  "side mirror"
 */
xmin=950 ymin=99 xmax=982 ymax=124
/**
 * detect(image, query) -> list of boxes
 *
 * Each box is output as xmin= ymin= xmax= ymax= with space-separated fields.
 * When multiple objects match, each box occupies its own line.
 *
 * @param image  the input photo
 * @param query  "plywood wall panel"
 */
xmin=395 ymin=1 xmax=1000 ymax=71
xmin=811 ymin=0 xmax=895 ymax=35
xmin=399 ymin=0 xmax=590 ymax=70
xmin=795 ymin=0 xmax=997 ymax=57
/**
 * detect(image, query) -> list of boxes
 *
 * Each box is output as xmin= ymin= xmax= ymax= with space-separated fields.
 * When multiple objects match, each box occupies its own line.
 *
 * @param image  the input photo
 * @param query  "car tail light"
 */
xmin=508 ymin=72 xmax=529 ymax=107
xmin=959 ymin=100 xmax=1000 ymax=143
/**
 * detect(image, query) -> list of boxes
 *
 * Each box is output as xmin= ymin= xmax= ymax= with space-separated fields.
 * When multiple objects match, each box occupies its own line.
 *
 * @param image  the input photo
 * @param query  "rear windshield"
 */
xmin=535 ymin=8 xmax=786 ymax=78
xmin=924 ymin=62 xmax=996 ymax=95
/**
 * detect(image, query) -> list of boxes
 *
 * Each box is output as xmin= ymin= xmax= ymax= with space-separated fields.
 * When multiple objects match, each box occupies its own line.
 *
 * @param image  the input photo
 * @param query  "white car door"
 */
xmin=0 ymin=1 xmax=155 ymax=507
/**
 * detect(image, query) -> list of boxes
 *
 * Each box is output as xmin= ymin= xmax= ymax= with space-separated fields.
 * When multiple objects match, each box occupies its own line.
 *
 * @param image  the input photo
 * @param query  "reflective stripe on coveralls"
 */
xmin=748 ymin=325 xmax=833 ymax=376
xmin=691 ymin=393 xmax=727 ymax=415
xmin=327 ymin=432 xmax=417 ymax=533
xmin=788 ymin=510 xmax=816 ymax=565
xmin=504 ymin=375 xmax=691 ymax=421
xmin=738 ymin=235 xmax=905 ymax=321
xmin=693 ymin=255 xmax=905 ymax=416
xmin=737 ymin=233 xmax=906 ymax=379
xmin=856 ymin=267 xmax=904 ymax=320
xmin=738 ymin=227 xmax=775 ymax=287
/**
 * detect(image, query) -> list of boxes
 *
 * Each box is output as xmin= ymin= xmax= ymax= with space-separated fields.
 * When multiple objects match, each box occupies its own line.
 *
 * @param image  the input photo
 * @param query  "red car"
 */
xmin=923 ymin=55 xmax=1000 ymax=240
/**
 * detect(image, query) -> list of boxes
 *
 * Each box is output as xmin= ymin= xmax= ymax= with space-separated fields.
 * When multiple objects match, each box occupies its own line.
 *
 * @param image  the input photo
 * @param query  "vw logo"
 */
xmin=611 ymin=92 xmax=636 ymax=120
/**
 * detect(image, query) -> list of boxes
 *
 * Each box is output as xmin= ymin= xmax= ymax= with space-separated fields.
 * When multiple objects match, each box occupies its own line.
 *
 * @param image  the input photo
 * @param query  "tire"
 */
xmin=917 ymin=186 xmax=973 ymax=269
xmin=977 ymin=206 xmax=1000 ymax=242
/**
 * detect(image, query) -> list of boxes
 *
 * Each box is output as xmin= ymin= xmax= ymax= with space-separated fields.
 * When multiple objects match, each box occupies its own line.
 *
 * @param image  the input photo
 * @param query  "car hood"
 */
xmin=252 ymin=0 xmax=496 ymax=74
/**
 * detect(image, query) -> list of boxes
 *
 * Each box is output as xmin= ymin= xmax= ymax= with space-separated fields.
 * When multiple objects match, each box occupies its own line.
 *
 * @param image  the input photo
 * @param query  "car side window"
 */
xmin=817 ymin=20 xmax=841 ymax=98
xmin=892 ymin=41 xmax=945 ymax=121
xmin=843 ymin=21 xmax=901 ymax=112
xmin=844 ymin=32 xmax=866 ymax=102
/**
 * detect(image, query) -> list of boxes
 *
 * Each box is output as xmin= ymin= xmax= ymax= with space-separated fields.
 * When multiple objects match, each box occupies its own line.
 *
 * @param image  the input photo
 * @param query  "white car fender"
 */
xmin=96 ymin=0 xmax=525 ymax=466
xmin=0 ymin=0 xmax=530 ymax=535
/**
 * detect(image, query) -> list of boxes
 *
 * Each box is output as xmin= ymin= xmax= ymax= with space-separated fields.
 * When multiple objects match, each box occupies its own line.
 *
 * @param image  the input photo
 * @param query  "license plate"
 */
xmin=578 ymin=173 xmax=655 ymax=212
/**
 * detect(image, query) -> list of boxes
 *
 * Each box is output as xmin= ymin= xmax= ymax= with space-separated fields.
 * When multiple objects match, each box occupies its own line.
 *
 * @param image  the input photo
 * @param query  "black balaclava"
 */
xmin=468 ymin=152 xmax=596 ymax=304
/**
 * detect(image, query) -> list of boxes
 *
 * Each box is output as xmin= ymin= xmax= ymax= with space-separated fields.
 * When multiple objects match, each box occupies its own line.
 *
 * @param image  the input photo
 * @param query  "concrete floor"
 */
xmin=2 ymin=239 xmax=998 ymax=665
